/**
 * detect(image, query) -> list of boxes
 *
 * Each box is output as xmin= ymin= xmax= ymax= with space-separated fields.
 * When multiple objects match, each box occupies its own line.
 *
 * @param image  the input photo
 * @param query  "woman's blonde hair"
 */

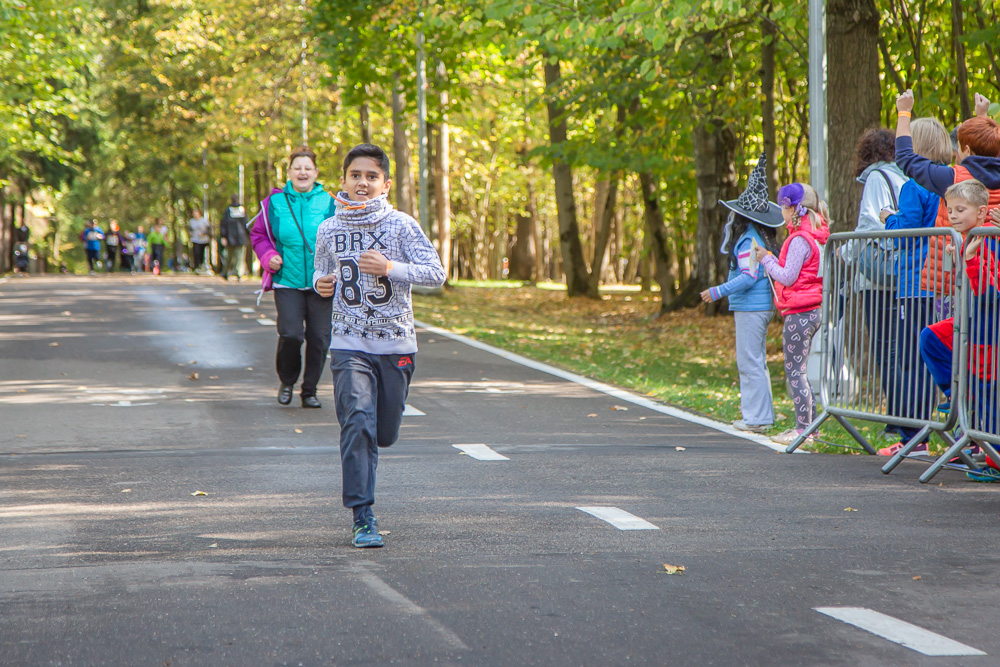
xmin=911 ymin=118 xmax=952 ymax=165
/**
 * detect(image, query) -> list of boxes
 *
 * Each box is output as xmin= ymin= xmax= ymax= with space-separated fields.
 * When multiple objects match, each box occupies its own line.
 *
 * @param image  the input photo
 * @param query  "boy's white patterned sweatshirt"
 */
xmin=312 ymin=192 xmax=446 ymax=355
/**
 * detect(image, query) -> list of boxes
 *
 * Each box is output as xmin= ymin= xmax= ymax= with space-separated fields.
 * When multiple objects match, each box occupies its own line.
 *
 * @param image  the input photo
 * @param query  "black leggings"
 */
xmin=274 ymin=288 xmax=333 ymax=396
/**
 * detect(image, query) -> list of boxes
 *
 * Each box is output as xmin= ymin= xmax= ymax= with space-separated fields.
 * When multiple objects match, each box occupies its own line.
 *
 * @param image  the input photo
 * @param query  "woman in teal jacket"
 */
xmin=250 ymin=146 xmax=335 ymax=408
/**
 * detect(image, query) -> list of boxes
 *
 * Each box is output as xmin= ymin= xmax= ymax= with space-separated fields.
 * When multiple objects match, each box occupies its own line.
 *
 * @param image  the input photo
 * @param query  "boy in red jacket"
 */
xmin=919 ymin=179 xmax=1000 ymax=478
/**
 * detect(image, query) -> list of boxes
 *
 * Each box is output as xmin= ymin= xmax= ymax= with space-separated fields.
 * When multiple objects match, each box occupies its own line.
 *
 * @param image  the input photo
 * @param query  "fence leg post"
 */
xmin=881 ymin=425 xmax=932 ymax=474
xmin=826 ymin=413 xmax=876 ymax=454
xmin=920 ymin=434 xmax=972 ymax=483
xmin=785 ymin=411 xmax=829 ymax=453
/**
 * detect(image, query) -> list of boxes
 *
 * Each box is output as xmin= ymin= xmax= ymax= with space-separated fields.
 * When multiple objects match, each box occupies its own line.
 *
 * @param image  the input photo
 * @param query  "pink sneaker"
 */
xmin=877 ymin=441 xmax=929 ymax=456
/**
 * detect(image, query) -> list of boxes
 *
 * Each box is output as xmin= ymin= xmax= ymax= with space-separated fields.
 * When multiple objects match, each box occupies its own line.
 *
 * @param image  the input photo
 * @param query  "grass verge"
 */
xmin=414 ymin=282 xmax=929 ymax=456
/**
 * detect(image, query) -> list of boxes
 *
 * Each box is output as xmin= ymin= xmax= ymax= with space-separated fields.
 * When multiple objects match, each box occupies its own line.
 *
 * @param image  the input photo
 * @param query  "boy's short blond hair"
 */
xmin=944 ymin=179 xmax=989 ymax=207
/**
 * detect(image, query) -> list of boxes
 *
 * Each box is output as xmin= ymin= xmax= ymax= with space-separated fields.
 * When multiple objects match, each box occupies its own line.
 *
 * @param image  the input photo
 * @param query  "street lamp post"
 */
xmin=416 ymin=28 xmax=429 ymax=235
xmin=808 ymin=0 xmax=827 ymax=203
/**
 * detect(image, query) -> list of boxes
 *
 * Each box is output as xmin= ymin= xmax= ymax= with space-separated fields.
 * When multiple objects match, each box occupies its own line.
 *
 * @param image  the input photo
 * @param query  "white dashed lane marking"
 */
xmin=576 ymin=506 xmax=659 ymax=531
xmin=238 ymin=307 xmax=255 ymax=313
xmin=223 ymin=298 xmax=238 ymax=304
xmin=815 ymin=607 xmax=986 ymax=656
xmin=453 ymin=444 xmax=509 ymax=461
xmin=403 ymin=404 xmax=425 ymax=416
xmin=257 ymin=318 xmax=277 ymax=326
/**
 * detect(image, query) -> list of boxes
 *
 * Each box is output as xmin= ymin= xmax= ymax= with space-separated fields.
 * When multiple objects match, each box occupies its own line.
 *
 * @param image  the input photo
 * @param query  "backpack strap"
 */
xmin=874 ymin=169 xmax=898 ymax=210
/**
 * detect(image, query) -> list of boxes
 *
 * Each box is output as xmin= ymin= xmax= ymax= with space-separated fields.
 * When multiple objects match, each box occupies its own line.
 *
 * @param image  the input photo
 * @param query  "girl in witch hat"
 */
xmin=701 ymin=153 xmax=784 ymax=434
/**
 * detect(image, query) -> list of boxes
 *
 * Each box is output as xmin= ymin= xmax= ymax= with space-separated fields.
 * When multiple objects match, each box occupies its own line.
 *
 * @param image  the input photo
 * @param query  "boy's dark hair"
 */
xmin=343 ymin=143 xmax=391 ymax=180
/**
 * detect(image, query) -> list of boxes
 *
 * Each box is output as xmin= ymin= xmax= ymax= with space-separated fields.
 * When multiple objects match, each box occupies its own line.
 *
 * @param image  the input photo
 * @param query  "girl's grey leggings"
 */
xmin=783 ymin=308 xmax=821 ymax=430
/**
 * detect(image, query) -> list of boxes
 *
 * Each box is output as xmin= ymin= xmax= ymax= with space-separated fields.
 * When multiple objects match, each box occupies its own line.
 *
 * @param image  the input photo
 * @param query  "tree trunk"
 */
xmin=359 ymin=102 xmax=371 ymax=144
xmin=672 ymin=119 xmax=738 ymax=313
xmin=761 ymin=6 xmax=779 ymax=198
xmin=528 ymin=179 xmax=543 ymax=282
xmin=391 ymin=73 xmax=415 ymax=217
xmin=827 ymin=0 xmax=881 ymax=230
xmin=509 ymin=156 xmax=537 ymax=281
xmin=0 ymin=187 xmax=7 ymax=273
xmin=434 ymin=75 xmax=452 ymax=279
xmin=584 ymin=172 xmax=620 ymax=298
xmin=543 ymin=57 xmax=588 ymax=296
xmin=952 ymin=0 xmax=972 ymax=120
xmin=638 ymin=171 xmax=676 ymax=311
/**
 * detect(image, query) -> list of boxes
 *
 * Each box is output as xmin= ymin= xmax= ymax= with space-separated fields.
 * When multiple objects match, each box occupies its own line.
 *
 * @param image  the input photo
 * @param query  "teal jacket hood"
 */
xmin=269 ymin=182 xmax=334 ymax=289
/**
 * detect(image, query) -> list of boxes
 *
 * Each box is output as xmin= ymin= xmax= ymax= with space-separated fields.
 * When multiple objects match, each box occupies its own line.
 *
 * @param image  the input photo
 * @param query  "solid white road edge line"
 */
xmin=576 ymin=506 xmax=659 ymax=530
xmin=815 ymin=607 xmax=986 ymax=656
xmin=403 ymin=404 xmax=425 ymax=416
xmin=415 ymin=320 xmax=787 ymax=453
xmin=453 ymin=443 xmax=509 ymax=461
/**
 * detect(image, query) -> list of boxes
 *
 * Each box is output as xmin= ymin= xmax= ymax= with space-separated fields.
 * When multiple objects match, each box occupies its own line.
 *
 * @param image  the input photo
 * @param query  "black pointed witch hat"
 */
xmin=718 ymin=153 xmax=784 ymax=227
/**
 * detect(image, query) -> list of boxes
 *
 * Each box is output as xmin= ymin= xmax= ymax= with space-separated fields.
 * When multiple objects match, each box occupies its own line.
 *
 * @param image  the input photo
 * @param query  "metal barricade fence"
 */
xmin=786 ymin=227 xmax=964 ymax=457
xmin=915 ymin=226 xmax=1000 ymax=483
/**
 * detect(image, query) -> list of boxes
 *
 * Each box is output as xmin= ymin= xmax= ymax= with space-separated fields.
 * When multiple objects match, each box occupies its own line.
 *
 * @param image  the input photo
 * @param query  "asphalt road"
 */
xmin=1 ymin=274 xmax=998 ymax=666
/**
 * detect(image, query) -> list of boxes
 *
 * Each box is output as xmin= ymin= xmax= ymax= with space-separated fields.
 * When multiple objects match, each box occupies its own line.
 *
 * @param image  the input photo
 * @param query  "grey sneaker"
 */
xmin=732 ymin=419 xmax=770 ymax=434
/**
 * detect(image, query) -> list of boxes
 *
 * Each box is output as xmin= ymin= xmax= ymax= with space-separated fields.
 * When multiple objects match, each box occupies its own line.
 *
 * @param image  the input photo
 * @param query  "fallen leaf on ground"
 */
xmin=661 ymin=563 xmax=686 ymax=575
xmin=776 ymin=413 xmax=788 ymax=421
xmin=61 ymin=311 xmax=71 ymax=316
xmin=121 ymin=488 xmax=132 ymax=493
xmin=611 ymin=405 xmax=628 ymax=411
xmin=191 ymin=490 xmax=208 ymax=496
xmin=209 ymin=376 xmax=219 ymax=380
xmin=587 ymin=413 xmax=598 ymax=418
xmin=246 ymin=367 xmax=254 ymax=371
xmin=913 ymin=575 xmax=921 ymax=580
xmin=189 ymin=372 xmax=199 ymax=381
xmin=49 ymin=342 xmax=60 ymax=347
xmin=294 ymin=428 xmax=303 ymax=433
xmin=844 ymin=507 xmax=858 ymax=512
xmin=16 ymin=389 xmax=26 ymax=393
xmin=675 ymin=446 xmax=686 ymax=451
xmin=378 ymin=531 xmax=390 ymax=536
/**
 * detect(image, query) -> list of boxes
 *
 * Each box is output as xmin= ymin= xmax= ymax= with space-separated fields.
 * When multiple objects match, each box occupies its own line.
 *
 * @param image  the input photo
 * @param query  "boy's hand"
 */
xmin=975 ymin=93 xmax=991 ymax=117
xmin=359 ymin=250 xmax=389 ymax=276
xmin=989 ymin=208 xmax=1000 ymax=227
xmin=965 ymin=236 xmax=984 ymax=260
xmin=896 ymin=89 xmax=914 ymax=113
xmin=880 ymin=208 xmax=893 ymax=223
xmin=315 ymin=274 xmax=336 ymax=297
xmin=699 ymin=289 xmax=714 ymax=303
xmin=268 ymin=255 xmax=283 ymax=272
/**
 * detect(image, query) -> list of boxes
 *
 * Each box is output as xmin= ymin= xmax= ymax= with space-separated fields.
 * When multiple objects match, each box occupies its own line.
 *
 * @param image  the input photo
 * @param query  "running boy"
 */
xmin=313 ymin=143 xmax=446 ymax=547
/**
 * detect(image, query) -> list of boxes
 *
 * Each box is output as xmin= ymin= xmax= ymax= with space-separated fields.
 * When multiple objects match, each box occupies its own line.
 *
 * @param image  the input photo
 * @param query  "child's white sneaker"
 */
xmin=770 ymin=428 xmax=812 ymax=446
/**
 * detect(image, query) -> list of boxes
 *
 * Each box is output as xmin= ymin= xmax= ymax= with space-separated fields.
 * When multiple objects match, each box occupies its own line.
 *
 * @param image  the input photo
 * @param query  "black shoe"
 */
xmin=277 ymin=384 xmax=294 ymax=405
xmin=301 ymin=395 xmax=321 ymax=409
